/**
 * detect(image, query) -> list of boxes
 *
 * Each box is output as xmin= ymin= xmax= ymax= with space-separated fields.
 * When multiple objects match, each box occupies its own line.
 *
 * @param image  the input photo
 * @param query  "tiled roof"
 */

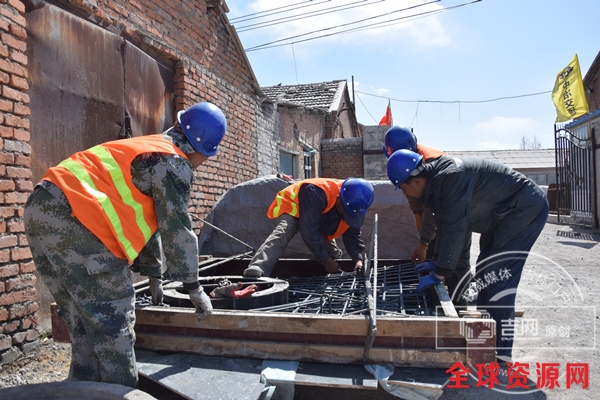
xmin=261 ymin=80 xmax=346 ymax=112
xmin=447 ymin=149 xmax=556 ymax=169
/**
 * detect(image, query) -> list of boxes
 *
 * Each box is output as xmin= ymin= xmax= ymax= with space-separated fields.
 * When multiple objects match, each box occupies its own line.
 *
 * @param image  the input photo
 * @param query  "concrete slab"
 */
xmin=295 ymin=362 xmax=377 ymax=389
xmin=388 ymin=367 xmax=448 ymax=388
xmin=136 ymin=350 xmax=264 ymax=400
xmin=0 ymin=381 xmax=156 ymax=399
xmin=271 ymin=360 xmax=378 ymax=389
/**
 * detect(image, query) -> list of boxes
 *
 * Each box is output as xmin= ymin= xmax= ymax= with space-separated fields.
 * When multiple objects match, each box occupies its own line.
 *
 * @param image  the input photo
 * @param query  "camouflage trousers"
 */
xmin=24 ymin=184 xmax=138 ymax=388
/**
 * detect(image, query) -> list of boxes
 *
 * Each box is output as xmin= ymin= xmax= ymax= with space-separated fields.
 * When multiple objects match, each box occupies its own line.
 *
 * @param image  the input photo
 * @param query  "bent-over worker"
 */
xmin=386 ymin=149 xmax=548 ymax=363
xmin=243 ymin=178 xmax=374 ymax=278
xmin=24 ymin=102 xmax=227 ymax=388
xmin=383 ymin=126 xmax=472 ymax=305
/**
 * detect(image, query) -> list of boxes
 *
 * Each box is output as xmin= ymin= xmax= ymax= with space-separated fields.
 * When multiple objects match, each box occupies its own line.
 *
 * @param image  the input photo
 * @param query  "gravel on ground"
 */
xmin=0 ymin=338 xmax=71 ymax=388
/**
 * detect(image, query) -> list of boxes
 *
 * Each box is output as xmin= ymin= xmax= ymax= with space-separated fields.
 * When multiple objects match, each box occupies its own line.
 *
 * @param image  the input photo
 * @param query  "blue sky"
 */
xmin=225 ymin=0 xmax=599 ymax=151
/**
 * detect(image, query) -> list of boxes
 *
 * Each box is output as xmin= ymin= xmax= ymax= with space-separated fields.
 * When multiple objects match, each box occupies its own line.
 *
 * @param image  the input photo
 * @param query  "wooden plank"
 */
xmin=135 ymin=332 xmax=467 ymax=368
xmin=464 ymin=320 xmax=497 ymax=368
xmin=135 ymin=307 xmax=476 ymax=339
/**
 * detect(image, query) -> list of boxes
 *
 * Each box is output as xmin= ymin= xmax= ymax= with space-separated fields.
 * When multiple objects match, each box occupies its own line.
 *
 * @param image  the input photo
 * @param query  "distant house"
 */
xmin=360 ymin=129 xmax=557 ymax=187
xmin=259 ymin=80 xmax=361 ymax=179
xmin=447 ymin=149 xmax=557 ymax=186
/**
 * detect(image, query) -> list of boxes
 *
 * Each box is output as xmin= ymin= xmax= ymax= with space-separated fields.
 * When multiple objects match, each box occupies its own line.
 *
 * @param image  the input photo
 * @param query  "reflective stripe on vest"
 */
xmin=271 ymin=182 xmax=301 ymax=218
xmin=267 ymin=178 xmax=350 ymax=240
xmin=43 ymin=135 xmax=187 ymax=262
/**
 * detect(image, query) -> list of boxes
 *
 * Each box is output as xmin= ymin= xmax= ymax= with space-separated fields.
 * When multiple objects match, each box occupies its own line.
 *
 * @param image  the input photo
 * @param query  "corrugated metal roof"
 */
xmin=261 ymin=80 xmax=346 ymax=112
xmin=446 ymin=149 xmax=556 ymax=169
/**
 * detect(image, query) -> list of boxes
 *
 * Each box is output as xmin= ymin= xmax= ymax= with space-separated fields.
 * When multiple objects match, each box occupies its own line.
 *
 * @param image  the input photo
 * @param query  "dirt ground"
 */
xmin=0 ymin=219 xmax=598 ymax=400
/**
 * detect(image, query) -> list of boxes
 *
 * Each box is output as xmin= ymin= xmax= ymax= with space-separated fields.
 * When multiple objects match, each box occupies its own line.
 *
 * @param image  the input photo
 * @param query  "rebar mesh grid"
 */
xmin=254 ymin=261 xmax=431 ymax=316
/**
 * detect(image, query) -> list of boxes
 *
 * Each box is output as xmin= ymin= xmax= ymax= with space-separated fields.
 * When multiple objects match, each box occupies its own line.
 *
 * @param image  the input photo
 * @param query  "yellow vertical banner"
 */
xmin=552 ymin=54 xmax=589 ymax=122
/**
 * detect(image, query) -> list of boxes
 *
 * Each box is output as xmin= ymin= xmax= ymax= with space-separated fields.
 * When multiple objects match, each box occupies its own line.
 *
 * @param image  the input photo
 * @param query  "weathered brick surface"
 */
xmin=0 ymin=0 xmax=370 ymax=365
xmin=0 ymin=0 xmax=35 ymax=357
xmin=320 ymin=138 xmax=364 ymax=178
xmin=0 ymin=0 xmax=265 ymax=362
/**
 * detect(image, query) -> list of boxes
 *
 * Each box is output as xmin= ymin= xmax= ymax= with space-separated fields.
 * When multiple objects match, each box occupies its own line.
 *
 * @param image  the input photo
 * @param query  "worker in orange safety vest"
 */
xmin=24 ymin=102 xmax=226 ymax=388
xmin=243 ymin=178 xmax=374 ymax=278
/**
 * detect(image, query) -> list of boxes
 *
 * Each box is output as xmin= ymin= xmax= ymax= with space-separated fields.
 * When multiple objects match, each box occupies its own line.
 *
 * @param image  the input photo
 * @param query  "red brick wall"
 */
xmin=320 ymin=137 xmax=364 ymax=178
xmin=0 ymin=0 xmax=368 ymax=363
xmin=0 ymin=0 xmax=264 ymax=362
xmin=0 ymin=0 xmax=39 ymax=362
xmin=36 ymin=0 xmax=260 ymax=219
xmin=73 ymin=0 xmax=262 ymax=218
xmin=19 ymin=0 xmax=261 ymax=222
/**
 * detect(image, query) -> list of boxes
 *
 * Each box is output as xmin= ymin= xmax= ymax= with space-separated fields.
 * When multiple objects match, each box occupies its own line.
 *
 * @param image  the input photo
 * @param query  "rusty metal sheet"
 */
xmin=25 ymin=1 xmax=175 ymax=184
xmin=25 ymin=2 xmax=124 ymax=182
xmin=25 ymin=1 xmax=175 ymax=334
xmin=124 ymin=43 xmax=174 ymax=137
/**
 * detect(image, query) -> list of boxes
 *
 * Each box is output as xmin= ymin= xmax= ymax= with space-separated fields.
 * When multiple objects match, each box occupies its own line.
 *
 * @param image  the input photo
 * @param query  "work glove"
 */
xmin=189 ymin=289 xmax=213 ymax=320
xmin=148 ymin=277 xmax=164 ymax=305
xmin=417 ymin=272 xmax=442 ymax=294
xmin=415 ymin=261 xmax=437 ymax=274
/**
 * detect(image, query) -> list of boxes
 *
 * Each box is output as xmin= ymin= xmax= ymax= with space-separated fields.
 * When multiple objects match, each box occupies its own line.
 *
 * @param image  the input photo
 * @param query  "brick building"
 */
xmin=0 ymin=0 xmax=372 ymax=363
xmin=260 ymin=80 xmax=361 ymax=179
xmin=0 ymin=0 xmax=269 ymax=363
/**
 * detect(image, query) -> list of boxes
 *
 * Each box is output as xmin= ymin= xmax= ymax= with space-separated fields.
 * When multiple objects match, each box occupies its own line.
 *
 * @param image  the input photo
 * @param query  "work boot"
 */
xmin=243 ymin=265 xmax=264 ymax=277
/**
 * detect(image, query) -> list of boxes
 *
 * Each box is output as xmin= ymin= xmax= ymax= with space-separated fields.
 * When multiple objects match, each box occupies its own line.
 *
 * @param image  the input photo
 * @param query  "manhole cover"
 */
xmin=136 ymin=276 xmax=289 ymax=310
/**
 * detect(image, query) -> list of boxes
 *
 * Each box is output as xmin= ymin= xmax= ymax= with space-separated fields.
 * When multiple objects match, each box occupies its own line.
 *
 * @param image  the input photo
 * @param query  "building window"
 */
xmin=304 ymin=151 xmax=313 ymax=179
xmin=280 ymin=151 xmax=296 ymax=178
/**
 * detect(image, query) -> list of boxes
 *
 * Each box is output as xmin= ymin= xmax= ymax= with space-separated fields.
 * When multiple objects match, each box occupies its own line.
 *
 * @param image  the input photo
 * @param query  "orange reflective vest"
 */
xmin=267 ymin=178 xmax=349 ymax=240
xmin=42 ymin=134 xmax=188 ymax=262
xmin=418 ymin=144 xmax=446 ymax=160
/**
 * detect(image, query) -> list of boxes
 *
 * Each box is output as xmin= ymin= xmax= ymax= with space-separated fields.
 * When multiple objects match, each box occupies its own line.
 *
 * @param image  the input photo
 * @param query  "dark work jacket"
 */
xmin=298 ymin=184 xmax=365 ymax=262
xmin=422 ymin=156 xmax=546 ymax=277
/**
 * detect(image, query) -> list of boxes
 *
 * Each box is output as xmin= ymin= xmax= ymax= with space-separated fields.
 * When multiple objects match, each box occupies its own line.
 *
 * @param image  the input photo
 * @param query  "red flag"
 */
xmin=379 ymin=100 xmax=392 ymax=126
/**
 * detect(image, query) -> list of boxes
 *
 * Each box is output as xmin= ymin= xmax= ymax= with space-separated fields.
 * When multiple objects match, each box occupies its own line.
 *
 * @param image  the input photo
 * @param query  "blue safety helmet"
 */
xmin=339 ymin=178 xmax=374 ymax=228
xmin=177 ymin=102 xmax=227 ymax=156
xmin=386 ymin=149 xmax=424 ymax=187
xmin=382 ymin=126 xmax=417 ymax=158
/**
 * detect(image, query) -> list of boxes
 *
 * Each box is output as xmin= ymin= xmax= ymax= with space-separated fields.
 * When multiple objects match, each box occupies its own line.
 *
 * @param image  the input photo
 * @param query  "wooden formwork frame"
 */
xmin=134 ymin=214 xmax=496 ymax=369
xmin=134 ymin=308 xmax=495 ymax=369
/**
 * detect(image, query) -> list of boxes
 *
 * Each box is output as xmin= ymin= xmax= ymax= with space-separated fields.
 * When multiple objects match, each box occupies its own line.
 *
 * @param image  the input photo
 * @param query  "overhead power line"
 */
xmin=243 ymin=0 xmax=482 ymax=52
xmin=237 ymin=0 xmax=391 ymax=32
xmin=355 ymin=90 xmax=552 ymax=104
xmin=230 ymin=0 xmax=329 ymax=24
